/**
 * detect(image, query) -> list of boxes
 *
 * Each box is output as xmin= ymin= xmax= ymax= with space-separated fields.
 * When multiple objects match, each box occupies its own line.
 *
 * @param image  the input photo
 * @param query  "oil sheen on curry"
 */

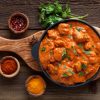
xmin=39 ymin=21 xmax=100 ymax=86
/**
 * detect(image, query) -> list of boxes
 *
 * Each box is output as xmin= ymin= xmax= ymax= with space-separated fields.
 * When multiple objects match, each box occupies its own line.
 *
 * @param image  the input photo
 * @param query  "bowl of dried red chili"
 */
xmin=0 ymin=56 xmax=20 ymax=78
xmin=8 ymin=12 xmax=29 ymax=34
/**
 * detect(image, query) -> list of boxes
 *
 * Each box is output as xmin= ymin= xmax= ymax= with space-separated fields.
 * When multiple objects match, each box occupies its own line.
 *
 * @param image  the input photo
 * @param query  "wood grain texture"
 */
xmin=0 ymin=0 xmax=100 ymax=29
xmin=0 ymin=30 xmax=44 ymax=71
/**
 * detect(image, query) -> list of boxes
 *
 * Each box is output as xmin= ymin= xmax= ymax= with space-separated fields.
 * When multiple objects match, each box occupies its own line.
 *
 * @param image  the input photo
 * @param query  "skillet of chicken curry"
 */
xmin=39 ymin=21 xmax=100 ymax=86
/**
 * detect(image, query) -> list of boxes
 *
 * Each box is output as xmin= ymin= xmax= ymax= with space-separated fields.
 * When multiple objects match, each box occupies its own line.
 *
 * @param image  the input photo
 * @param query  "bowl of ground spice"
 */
xmin=8 ymin=12 xmax=29 ymax=34
xmin=25 ymin=75 xmax=46 ymax=96
xmin=0 ymin=56 xmax=20 ymax=78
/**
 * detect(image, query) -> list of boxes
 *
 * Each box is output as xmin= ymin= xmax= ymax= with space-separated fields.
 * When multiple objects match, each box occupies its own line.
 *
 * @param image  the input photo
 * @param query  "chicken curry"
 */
xmin=39 ymin=21 xmax=100 ymax=86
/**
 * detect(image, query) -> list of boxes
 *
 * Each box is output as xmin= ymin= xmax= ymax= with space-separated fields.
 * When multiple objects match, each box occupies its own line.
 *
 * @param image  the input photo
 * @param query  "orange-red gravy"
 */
xmin=39 ymin=21 xmax=100 ymax=86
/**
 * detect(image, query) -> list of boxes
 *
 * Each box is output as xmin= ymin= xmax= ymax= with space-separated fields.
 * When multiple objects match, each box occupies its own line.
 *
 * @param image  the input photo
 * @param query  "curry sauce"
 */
xmin=39 ymin=21 xmax=100 ymax=86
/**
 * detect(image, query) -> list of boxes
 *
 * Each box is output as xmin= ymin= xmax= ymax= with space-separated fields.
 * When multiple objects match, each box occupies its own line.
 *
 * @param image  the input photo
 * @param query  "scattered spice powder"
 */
xmin=1 ymin=58 xmax=17 ymax=75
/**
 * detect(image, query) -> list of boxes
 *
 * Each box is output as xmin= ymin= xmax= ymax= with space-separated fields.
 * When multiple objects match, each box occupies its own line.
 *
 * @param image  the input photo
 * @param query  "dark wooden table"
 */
xmin=0 ymin=0 xmax=100 ymax=100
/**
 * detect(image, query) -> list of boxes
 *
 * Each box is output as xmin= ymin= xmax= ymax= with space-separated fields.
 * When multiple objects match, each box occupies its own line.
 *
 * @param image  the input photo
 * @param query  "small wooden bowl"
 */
xmin=25 ymin=75 xmax=46 ymax=97
xmin=0 ymin=56 xmax=20 ymax=78
xmin=8 ymin=12 xmax=29 ymax=34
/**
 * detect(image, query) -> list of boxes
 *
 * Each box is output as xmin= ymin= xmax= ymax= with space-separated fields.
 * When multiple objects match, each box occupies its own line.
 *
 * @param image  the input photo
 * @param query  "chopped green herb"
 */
xmin=78 ymin=72 xmax=84 ymax=76
xmin=50 ymin=50 xmax=53 ymax=55
xmin=67 ymin=69 xmax=75 ymax=75
xmin=62 ymin=49 xmax=67 ymax=59
xmin=57 ymin=62 xmax=61 ymax=67
xmin=71 ymin=46 xmax=78 ymax=55
xmin=62 ymin=73 xmax=68 ymax=77
xmin=39 ymin=0 xmax=88 ymax=28
xmin=81 ymin=64 xmax=87 ymax=69
xmin=63 ymin=65 xmax=66 ymax=68
xmin=83 ymin=50 xmax=91 ymax=55
xmin=54 ymin=0 xmax=63 ymax=14
xmin=78 ymin=43 xmax=83 ymax=48
xmin=67 ymin=34 xmax=73 ymax=39
xmin=76 ymin=27 xmax=83 ymax=32
xmin=69 ymin=24 xmax=72 ymax=28
xmin=62 ymin=49 xmax=71 ymax=60
xmin=41 ymin=47 xmax=46 ymax=51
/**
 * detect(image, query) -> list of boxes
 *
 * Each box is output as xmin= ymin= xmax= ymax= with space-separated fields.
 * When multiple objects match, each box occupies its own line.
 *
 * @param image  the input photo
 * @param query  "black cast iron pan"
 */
xmin=32 ymin=19 xmax=100 ymax=88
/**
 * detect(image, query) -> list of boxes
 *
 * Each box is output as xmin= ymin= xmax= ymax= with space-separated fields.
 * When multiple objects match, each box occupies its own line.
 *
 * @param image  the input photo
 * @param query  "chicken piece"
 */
xmin=47 ymin=40 xmax=55 ymax=50
xmin=84 ymin=65 xmax=94 ymax=74
xmin=88 ymin=56 xmax=98 ymax=64
xmin=58 ymin=23 xmax=70 ymax=35
xmin=48 ymin=29 xmax=59 ymax=39
xmin=72 ymin=74 xmax=86 ymax=83
xmin=50 ymin=56 xmax=55 ymax=62
xmin=72 ymin=27 xmax=90 ymax=43
xmin=58 ymin=65 xmax=74 ymax=78
xmin=73 ymin=61 xmax=82 ymax=72
xmin=84 ymin=42 xmax=94 ymax=50
xmin=47 ymin=64 xmax=57 ymax=74
xmin=54 ymin=39 xmax=65 ymax=47
xmin=65 ymin=41 xmax=76 ymax=49
xmin=96 ymin=42 xmax=100 ymax=51
xmin=87 ymin=51 xmax=98 ymax=64
xmin=54 ymin=48 xmax=65 ymax=61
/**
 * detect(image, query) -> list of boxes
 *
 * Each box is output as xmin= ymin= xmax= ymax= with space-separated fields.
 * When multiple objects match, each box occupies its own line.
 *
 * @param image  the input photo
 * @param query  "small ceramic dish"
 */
xmin=25 ymin=75 xmax=46 ymax=97
xmin=8 ymin=12 xmax=29 ymax=34
xmin=0 ymin=56 xmax=20 ymax=78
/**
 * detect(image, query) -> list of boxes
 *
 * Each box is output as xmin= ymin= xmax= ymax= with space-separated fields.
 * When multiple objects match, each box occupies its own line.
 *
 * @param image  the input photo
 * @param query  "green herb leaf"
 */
xmin=45 ymin=4 xmax=55 ymax=15
xmin=83 ymin=50 xmax=91 ymax=55
xmin=62 ymin=73 xmax=68 ymax=77
xmin=63 ymin=65 xmax=66 ymax=68
xmin=70 ymin=14 xmax=88 ymax=19
xmin=67 ymin=34 xmax=73 ymax=39
xmin=67 ymin=69 xmax=75 ymax=75
xmin=62 ymin=49 xmax=67 ymax=59
xmin=50 ymin=50 xmax=53 ymax=55
xmin=54 ymin=0 xmax=62 ymax=14
xmin=62 ymin=49 xmax=71 ymax=60
xmin=78 ymin=72 xmax=84 ymax=76
xmin=78 ymin=43 xmax=83 ymax=48
xmin=71 ymin=46 xmax=78 ymax=55
xmin=57 ymin=62 xmax=61 ymax=67
xmin=62 ymin=3 xmax=71 ymax=18
xmin=41 ymin=47 xmax=46 ymax=52
xmin=69 ymin=24 xmax=72 ymax=28
xmin=81 ymin=64 xmax=87 ymax=69
xmin=76 ymin=27 xmax=83 ymax=32
xmin=39 ymin=0 xmax=88 ymax=28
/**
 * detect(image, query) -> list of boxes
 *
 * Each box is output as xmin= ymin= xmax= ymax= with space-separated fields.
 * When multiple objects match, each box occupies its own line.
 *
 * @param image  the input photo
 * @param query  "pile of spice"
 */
xmin=26 ymin=76 xmax=46 ymax=96
xmin=10 ymin=15 xmax=27 ymax=32
xmin=1 ymin=58 xmax=17 ymax=75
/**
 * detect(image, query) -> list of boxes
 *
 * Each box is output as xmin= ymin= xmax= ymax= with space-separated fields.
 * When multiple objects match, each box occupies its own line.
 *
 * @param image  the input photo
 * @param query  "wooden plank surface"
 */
xmin=0 ymin=0 xmax=100 ymax=29
xmin=0 ymin=0 xmax=100 ymax=100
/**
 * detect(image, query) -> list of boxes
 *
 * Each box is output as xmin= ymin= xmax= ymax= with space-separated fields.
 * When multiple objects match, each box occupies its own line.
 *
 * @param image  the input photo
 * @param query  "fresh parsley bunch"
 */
xmin=39 ymin=0 xmax=88 ymax=28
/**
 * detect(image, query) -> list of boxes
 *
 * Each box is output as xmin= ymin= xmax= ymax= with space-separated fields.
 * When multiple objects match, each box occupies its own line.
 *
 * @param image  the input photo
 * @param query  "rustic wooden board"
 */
xmin=0 ymin=0 xmax=100 ymax=29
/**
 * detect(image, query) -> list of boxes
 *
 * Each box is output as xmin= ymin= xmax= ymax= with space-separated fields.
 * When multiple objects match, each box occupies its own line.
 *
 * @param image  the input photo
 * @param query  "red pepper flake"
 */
xmin=10 ymin=16 xmax=27 ymax=31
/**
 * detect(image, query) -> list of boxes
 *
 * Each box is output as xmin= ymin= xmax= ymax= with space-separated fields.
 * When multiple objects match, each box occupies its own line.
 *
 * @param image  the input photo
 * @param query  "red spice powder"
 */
xmin=1 ymin=58 xmax=17 ymax=75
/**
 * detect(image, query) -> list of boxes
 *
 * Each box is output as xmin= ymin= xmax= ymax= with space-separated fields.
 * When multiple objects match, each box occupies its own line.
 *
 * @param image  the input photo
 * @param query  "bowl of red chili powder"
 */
xmin=0 ymin=56 xmax=20 ymax=78
xmin=8 ymin=12 xmax=29 ymax=34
